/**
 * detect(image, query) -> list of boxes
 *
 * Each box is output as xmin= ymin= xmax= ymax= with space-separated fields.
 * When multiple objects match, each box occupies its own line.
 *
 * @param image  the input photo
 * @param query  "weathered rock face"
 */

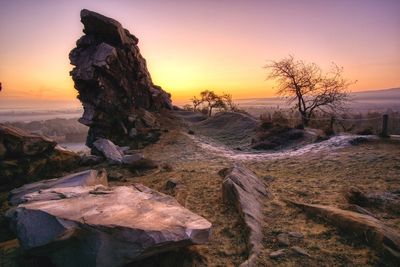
xmin=0 ymin=124 xmax=80 ymax=189
xmin=70 ymin=9 xmax=172 ymax=149
xmin=8 ymin=183 xmax=211 ymax=267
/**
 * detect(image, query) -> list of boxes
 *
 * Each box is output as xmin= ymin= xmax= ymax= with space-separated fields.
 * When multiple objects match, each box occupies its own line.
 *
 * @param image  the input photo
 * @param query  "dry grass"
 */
xmin=247 ymin=139 xmax=400 ymax=266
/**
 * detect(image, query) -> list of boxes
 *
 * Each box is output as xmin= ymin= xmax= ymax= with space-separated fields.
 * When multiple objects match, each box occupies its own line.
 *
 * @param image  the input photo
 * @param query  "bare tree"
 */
xmin=264 ymin=56 xmax=353 ymax=127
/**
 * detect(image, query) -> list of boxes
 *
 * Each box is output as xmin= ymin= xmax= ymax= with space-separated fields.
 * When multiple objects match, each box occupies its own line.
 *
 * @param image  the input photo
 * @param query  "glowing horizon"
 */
xmin=0 ymin=0 xmax=399 ymax=106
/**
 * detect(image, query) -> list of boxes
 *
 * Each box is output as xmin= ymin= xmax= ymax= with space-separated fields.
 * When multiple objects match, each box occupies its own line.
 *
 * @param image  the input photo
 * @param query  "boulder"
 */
xmin=290 ymin=201 xmax=400 ymax=260
xmin=0 ymin=124 xmax=80 ymax=188
xmin=346 ymin=187 xmax=400 ymax=214
xmin=0 ymin=124 xmax=56 ymax=157
xmin=93 ymin=138 xmax=123 ymax=164
xmin=221 ymin=164 xmax=269 ymax=267
xmin=121 ymin=153 xmax=144 ymax=165
xmin=79 ymin=154 xmax=104 ymax=165
xmin=69 ymin=9 xmax=172 ymax=149
xmin=8 ymin=169 xmax=108 ymax=206
xmin=8 ymin=184 xmax=212 ymax=267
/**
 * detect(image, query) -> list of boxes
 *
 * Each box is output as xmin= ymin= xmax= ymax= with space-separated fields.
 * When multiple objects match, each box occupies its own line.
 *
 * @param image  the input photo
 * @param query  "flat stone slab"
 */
xmin=8 ymin=184 xmax=211 ymax=267
xmin=8 ymin=169 xmax=108 ymax=206
xmin=221 ymin=164 xmax=269 ymax=267
xmin=291 ymin=201 xmax=400 ymax=260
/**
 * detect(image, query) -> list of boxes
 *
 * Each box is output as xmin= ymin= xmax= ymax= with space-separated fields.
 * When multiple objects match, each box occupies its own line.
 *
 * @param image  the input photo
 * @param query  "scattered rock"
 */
xmin=129 ymin=128 xmax=138 ymax=138
xmin=121 ymin=153 xmax=144 ymax=165
xmin=161 ymin=163 xmax=173 ymax=172
xmin=288 ymin=232 xmax=304 ymax=239
xmin=8 ymin=169 xmax=108 ymax=206
xmin=262 ymin=175 xmax=275 ymax=182
xmin=277 ymin=233 xmax=290 ymax=246
xmin=346 ymin=187 xmax=400 ymax=214
xmin=79 ymin=154 xmax=104 ymax=165
xmin=290 ymin=201 xmax=400 ymax=260
xmin=93 ymin=138 xmax=123 ymax=164
xmin=70 ymin=9 xmax=172 ymax=149
xmin=0 ymin=124 xmax=80 ymax=188
xmin=291 ymin=246 xmax=310 ymax=257
xmin=221 ymin=164 xmax=270 ymax=267
xmin=129 ymin=158 xmax=158 ymax=170
xmin=107 ymin=170 xmax=124 ymax=181
xmin=0 ymin=124 xmax=56 ymax=156
xmin=166 ymin=179 xmax=179 ymax=191
xmin=140 ymin=109 xmax=158 ymax=127
xmin=188 ymin=130 xmax=194 ymax=135
xmin=116 ymin=145 xmax=130 ymax=155
xmin=8 ymin=184 xmax=211 ymax=267
xmin=269 ymin=249 xmax=286 ymax=259
xmin=217 ymin=167 xmax=230 ymax=178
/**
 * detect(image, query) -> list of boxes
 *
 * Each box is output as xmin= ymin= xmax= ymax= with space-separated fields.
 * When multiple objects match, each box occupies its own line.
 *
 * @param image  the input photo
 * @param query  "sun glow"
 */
xmin=0 ymin=1 xmax=399 ymax=107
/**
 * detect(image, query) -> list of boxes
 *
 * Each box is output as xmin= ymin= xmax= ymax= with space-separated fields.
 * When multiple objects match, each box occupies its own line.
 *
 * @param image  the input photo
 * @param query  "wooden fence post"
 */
xmin=381 ymin=114 xmax=389 ymax=137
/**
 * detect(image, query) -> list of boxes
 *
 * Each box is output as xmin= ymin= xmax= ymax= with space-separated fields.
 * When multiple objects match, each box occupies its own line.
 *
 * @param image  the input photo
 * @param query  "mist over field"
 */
xmin=1 ymin=88 xmax=399 ymax=122
xmin=1 ymin=88 xmax=398 ymax=153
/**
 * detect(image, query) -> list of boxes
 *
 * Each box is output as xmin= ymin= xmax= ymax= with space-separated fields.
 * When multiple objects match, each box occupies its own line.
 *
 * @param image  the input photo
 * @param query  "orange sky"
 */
xmin=0 ymin=0 xmax=399 ymax=106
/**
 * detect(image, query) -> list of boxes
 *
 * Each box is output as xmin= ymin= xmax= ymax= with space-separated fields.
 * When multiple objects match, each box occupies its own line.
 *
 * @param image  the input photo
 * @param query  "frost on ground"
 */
xmin=189 ymin=134 xmax=377 ymax=161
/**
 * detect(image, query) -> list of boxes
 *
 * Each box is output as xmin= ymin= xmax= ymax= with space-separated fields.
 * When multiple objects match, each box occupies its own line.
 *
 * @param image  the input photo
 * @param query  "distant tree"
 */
xmin=191 ymin=96 xmax=202 ymax=111
xmin=264 ymin=56 xmax=353 ymax=127
xmin=199 ymin=90 xmax=226 ymax=116
xmin=182 ymin=104 xmax=193 ymax=111
xmin=190 ymin=90 xmax=241 ymax=116
xmin=221 ymin=93 xmax=239 ymax=111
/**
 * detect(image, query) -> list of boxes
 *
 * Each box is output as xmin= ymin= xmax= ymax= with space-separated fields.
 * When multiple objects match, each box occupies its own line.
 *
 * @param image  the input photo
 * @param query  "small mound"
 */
xmin=174 ymin=110 xmax=208 ymax=123
xmin=193 ymin=112 xmax=259 ymax=149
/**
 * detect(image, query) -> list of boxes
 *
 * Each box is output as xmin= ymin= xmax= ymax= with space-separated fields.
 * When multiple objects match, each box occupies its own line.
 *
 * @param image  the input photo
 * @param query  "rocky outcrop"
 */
xmin=290 ymin=201 xmax=400 ymax=261
xmin=221 ymin=164 xmax=269 ymax=266
xmin=0 ymin=124 xmax=80 ymax=189
xmin=8 ymin=180 xmax=212 ymax=267
xmin=69 ymin=9 xmax=172 ymax=149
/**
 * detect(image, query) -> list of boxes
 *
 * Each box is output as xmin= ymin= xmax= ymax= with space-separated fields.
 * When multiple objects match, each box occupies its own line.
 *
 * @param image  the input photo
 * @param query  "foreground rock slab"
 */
xmin=290 ymin=201 xmax=400 ymax=261
xmin=8 ymin=184 xmax=211 ymax=267
xmin=8 ymin=169 xmax=107 ymax=205
xmin=70 ymin=9 xmax=172 ymax=148
xmin=221 ymin=164 xmax=269 ymax=266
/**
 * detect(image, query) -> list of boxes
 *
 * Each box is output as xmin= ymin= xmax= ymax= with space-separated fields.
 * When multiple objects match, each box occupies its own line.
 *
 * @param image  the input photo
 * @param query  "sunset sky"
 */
xmin=0 ymin=0 xmax=399 ymax=106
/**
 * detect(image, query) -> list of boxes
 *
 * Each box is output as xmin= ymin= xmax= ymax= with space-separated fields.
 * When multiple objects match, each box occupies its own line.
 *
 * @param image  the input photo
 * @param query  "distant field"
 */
xmin=235 ymin=87 xmax=400 ymax=113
